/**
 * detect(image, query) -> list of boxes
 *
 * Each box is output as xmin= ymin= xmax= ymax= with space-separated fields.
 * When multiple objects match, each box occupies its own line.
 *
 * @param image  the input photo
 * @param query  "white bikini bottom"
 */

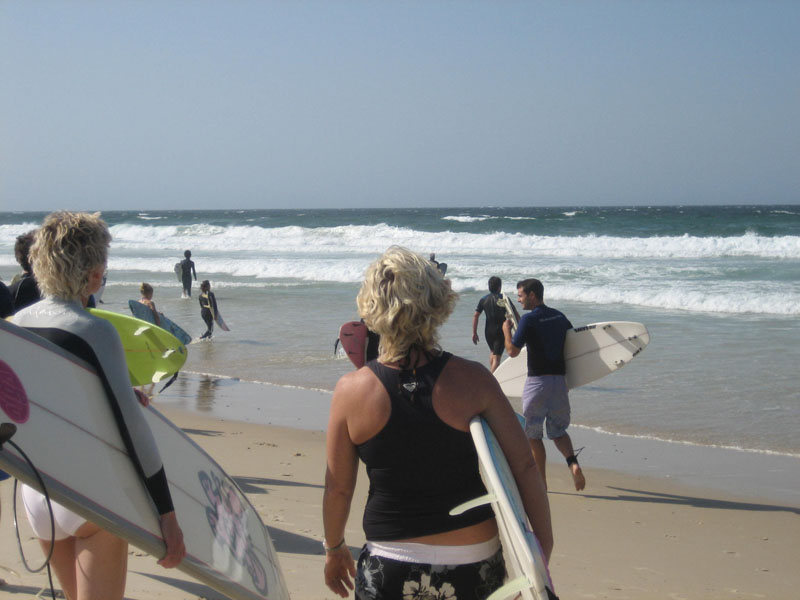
xmin=366 ymin=535 xmax=500 ymax=565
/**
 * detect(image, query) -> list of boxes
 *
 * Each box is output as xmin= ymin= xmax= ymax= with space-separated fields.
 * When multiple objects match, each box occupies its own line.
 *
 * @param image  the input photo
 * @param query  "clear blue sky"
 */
xmin=2 ymin=1 xmax=798 ymax=211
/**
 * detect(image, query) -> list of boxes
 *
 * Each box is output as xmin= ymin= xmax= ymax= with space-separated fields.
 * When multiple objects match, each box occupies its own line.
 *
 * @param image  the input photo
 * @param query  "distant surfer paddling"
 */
xmin=178 ymin=250 xmax=197 ymax=298
xmin=323 ymin=246 xmax=552 ymax=599
xmin=12 ymin=211 xmax=186 ymax=600
xmin=503 ymin=278 xmax=586 ymax=492
xmin=429 ymin=252 xmax=447 ymax=276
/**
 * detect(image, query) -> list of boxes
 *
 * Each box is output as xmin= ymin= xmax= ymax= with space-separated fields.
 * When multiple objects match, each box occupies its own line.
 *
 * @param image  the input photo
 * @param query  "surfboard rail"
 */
xmin=0 ymin=319 xmax=288 ymax=600
xmin=494 ymin=320 xmax=650 ymax=397
xmin=450 ymin=416 xmax=556 ymax=600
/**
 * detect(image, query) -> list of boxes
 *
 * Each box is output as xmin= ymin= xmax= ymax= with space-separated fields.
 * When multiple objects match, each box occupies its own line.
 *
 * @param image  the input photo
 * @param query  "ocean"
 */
xmin=2 ymin=206 xmax=799 ymax=462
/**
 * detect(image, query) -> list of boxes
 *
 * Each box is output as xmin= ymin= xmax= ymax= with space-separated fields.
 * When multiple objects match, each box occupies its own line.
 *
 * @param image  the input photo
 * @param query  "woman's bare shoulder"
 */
xmin=443 ymin=354 xmax=496 ymax=387
xmin=435 ymin=354 xmax=504 ymax=426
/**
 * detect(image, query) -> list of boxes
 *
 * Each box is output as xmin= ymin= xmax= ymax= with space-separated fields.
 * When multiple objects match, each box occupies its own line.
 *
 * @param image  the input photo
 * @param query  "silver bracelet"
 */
xmin=322 ymin=538 xmax=346 ymax=554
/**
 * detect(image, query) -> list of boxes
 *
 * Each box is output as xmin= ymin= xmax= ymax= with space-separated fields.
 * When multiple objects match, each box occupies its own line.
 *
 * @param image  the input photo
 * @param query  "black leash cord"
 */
xmin=4 ymin=436 xmax=58 ymax=599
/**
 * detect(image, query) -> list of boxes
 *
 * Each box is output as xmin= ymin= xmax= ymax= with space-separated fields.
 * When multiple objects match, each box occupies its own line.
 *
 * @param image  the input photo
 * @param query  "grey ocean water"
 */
xmin=2 ymin=207 xmax=799 ymax=503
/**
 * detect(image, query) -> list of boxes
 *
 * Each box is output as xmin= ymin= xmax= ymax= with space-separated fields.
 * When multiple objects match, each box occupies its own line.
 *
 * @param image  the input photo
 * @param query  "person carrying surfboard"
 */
xmin=472 ymin=276 xmax=516 ymax=373
xmin=178 ymin=249 xmax=197 ymax=298
xmin=323 ymin=246 xmax=553 ymax=600
xmin=12 ymin=211 xmax=186 ymax=600
xmin=198 ymin=279 xmax=217 ymax=339
xmin=138 ymin=282 xmax=161 ymax=327
xmin=502 ymin=278 xmax=586 ymax=492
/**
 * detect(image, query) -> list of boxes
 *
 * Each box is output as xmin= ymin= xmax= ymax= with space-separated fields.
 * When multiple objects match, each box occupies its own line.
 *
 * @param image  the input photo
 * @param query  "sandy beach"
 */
xmin=1 ymin=380 xmax=798 ymax=600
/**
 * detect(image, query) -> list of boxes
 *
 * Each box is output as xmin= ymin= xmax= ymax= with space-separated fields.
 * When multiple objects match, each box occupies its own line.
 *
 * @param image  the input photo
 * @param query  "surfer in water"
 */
xmin=503 ymin=278 xmax=586 ymax=492
xmin=138 ymin=282 xmax=161 ymax=397
xmin=472 ymin=276 xmax=511 ymax=373
xmin=323 ymin=246 xmax=552 ymax=599
xmin=138 ymin=282 xmax=161 ymax=327
xmin=12 ymin=211 xmax=185 ymax=600
xmin=198 ymin=279 xmax=217 ymax=339
xmin=179 ymin=250 xmax=197 ymax=298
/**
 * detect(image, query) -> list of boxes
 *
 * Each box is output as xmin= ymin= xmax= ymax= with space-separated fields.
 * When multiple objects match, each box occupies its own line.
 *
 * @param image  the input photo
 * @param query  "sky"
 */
xmin=1 ymin=1 xmax=798 ymax=211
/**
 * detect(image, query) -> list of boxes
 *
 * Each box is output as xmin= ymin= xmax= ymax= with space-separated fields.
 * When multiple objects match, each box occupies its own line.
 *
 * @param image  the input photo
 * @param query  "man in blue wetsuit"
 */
xmin=503 ymin=278 xmax=586 ymax=492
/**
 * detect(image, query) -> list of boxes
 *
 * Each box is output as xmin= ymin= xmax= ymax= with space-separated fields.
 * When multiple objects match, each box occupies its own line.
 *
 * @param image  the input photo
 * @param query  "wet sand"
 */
xmin=1 ymin=381 xmax=798 ymax=599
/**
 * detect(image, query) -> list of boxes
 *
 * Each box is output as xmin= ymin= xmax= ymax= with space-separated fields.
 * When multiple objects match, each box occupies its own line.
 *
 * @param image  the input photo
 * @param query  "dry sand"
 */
xmin=1 ymin=405 xmax=798 ymax=600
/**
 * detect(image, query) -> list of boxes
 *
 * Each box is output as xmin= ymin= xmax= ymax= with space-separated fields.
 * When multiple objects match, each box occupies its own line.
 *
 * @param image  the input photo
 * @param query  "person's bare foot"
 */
xmin=570 ymin=463 xmax=585 ymax=491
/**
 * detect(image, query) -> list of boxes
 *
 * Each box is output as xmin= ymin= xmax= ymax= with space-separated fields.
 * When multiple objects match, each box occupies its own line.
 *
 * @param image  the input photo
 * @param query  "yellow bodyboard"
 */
xmin=88 ymin=308 xmax=188 ymax=386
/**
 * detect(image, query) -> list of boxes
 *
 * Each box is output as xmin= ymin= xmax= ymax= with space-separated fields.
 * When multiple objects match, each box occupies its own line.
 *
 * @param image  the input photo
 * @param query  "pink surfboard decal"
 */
xmin=0 ymin=360 xmax=30 ymax=424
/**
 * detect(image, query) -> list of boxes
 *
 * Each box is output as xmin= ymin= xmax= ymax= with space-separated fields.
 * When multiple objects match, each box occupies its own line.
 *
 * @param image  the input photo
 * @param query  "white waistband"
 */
xmin=366 ymin=536 xmax=501 ymax=565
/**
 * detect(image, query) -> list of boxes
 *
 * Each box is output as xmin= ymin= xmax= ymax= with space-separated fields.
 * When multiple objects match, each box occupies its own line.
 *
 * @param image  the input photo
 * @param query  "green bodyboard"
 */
xmin=88 ymin=308 xmax=188 ymax=386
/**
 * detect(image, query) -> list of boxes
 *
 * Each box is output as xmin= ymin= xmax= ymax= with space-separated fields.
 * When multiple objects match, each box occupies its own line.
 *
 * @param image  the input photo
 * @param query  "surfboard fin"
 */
xmin=133 ymin=326 xmax=150 ymax=336
xmin=151 ymin=371 xmax=168 ymax=383
xmin=449 ymin=493 xmax=496 ymax=516
xmin=485 ymin=576 xmax=532 ymax=600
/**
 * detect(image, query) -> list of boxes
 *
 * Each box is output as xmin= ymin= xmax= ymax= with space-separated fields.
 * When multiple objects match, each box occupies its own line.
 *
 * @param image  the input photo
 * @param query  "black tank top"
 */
xmin=357 ymin=352 xmax=494 ymax=541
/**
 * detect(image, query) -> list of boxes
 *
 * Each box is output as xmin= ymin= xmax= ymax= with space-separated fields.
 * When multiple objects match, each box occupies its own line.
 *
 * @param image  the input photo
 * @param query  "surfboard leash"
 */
xmin=0 ymin=422 xmax=58 ymax=599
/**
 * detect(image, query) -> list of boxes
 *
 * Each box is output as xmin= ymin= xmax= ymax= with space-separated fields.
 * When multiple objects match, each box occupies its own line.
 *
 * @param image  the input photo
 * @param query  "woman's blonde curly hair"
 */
xmin=357 ymin=246 xmax=457 ymax=363
xmin=31 ymin=211 xmax=111 ymax=301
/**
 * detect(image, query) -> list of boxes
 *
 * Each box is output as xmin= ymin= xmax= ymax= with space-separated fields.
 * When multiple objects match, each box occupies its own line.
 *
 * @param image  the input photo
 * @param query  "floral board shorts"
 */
xmin=354 ymin=544 xmax=506 ymax=600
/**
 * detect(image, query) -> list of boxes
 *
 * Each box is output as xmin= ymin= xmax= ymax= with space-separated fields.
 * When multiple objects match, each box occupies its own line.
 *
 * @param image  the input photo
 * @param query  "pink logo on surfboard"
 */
xmin=0 ymin=360 xmax=30 ymax=424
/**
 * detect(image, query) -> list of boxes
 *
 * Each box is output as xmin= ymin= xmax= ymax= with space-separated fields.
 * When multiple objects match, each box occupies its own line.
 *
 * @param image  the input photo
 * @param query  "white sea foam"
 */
xmin=3 ymin=222 xmax=799 ymax=261
xmin=441 ymin=215 xmax=492 ymax=223
xmin=97 ymin=223 xmax=800 ymax=261
xmin=4 ymin=221 xmax=799 ymax=316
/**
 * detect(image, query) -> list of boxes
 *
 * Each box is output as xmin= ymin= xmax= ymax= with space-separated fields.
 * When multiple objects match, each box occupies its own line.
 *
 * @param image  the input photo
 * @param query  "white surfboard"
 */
xmin=0 ymin=319 xmax=288 ymax=600
xmin=494 ymin=321 xmax=650 ymax=397
xmin=214 ymin=307 xmax=230 ymax=332
xmin=498 ymin=293 xmax=519 ymax=332
xmin=451 ymin=416 xmax=556 ymax=600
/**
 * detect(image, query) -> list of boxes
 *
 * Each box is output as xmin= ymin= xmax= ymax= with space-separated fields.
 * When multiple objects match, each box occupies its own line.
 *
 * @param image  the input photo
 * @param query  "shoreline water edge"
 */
xmin=159 ymin=371 xmax=800 ymax=508
xmin=2 ymin=207 xmax=798 ymax=507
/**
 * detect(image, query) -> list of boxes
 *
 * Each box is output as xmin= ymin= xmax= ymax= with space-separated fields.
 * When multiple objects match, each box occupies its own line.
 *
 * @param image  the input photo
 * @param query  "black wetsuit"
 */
xmin=180 ymin=259 xmax=196 ymax=296
xmin=476 ymin=292 xmax=507 ymax=355
xmin=0 ymin=281 xmax=13 ymax=318
xmin=8 ymin=273 xmax=42 ymax=313
xmin=199 ymin=290 xmax=216 ymax=338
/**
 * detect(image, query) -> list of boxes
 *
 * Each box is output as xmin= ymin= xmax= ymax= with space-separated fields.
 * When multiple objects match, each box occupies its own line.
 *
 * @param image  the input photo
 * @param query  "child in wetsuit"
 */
xmin=199 ymin=279 xmax=216 ymax=339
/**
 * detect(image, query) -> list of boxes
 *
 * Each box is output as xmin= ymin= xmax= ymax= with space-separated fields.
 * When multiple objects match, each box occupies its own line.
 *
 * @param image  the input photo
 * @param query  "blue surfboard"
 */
xmin=129 ymin=300 xmax=192 ymax=346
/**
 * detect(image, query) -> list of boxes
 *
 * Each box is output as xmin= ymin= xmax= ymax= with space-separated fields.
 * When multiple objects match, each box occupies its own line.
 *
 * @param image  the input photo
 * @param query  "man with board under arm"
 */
xmin=503 ymin=278 xmax=586 ymax=492
xmin=472 ymin=276 xmax=510 ymax=373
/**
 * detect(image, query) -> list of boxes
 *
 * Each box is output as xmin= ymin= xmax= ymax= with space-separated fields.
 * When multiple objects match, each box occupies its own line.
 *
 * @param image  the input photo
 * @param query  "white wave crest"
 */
xmin=99 ymin=223 xmax=800 ymax=260
xmin=442 ymin=215 xmax=492 ymax=223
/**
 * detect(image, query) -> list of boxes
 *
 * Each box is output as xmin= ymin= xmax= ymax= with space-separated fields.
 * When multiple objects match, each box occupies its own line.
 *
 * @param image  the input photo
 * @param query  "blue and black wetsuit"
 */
xmin=13 ymin=297 xmax=175 ymax=519
xmin=199 ymin=290 xmax=216 ymax=339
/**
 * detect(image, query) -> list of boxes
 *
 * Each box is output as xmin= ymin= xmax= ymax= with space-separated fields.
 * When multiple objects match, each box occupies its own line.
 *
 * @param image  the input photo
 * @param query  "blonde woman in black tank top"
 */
xmin=323 ymin=246 xmax=553 ymax=600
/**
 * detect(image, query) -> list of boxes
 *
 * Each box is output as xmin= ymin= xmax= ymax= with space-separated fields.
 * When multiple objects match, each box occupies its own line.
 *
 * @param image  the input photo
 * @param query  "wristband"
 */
xmin=323 ymin=538 xmax=346 ymax=554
